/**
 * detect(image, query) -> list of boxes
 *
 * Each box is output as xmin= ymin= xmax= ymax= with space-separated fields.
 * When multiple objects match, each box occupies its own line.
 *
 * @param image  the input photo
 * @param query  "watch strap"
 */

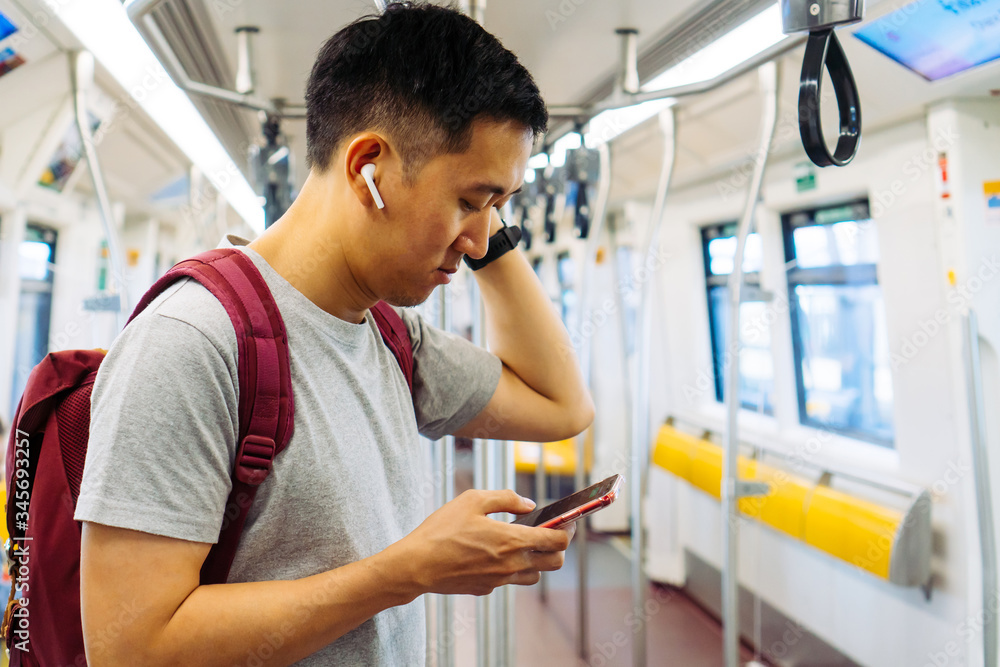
xmin=464 ymin=223 xmax=522 ymax=271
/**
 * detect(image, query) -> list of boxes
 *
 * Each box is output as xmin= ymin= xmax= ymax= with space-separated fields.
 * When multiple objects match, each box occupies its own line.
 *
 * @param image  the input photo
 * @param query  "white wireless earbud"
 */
xmin=360 ymin=163 xmax=385 ymax=209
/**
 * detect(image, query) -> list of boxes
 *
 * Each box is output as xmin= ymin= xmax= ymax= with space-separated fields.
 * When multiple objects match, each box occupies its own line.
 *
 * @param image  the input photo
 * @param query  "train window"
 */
xmin=19 ymin=235 xmax=55 ymax=280
xmin=11 ymin=223 xmax=58 ymax=417
xmin=557 ymin=251 xmax=576 ymax=326
xmin=701 ymin=223 xmax=774 ymax=415
xmin=782 ymin=200 xmax=895 ymax=446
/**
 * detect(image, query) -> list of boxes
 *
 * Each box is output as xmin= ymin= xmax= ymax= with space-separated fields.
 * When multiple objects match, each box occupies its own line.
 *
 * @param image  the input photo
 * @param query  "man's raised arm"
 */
xmin=455 ymin=211 xmax=595 ymax=443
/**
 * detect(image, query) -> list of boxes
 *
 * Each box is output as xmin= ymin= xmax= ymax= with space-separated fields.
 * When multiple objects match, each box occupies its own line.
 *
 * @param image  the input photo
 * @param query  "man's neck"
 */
xmin=248 ymin=175 xmax=374 ymax=324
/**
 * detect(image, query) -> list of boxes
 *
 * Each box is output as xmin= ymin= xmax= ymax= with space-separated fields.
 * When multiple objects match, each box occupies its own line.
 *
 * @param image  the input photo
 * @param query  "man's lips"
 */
xmin=438 ymin=266 xmax=459 ymax=275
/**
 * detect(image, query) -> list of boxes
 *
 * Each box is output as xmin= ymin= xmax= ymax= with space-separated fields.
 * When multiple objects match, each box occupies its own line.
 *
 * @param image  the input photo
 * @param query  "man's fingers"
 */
xmin=521 ymin=549 xmax=565 ymax=572
xmin=472 ymin=488 xmax=536 ymax=515
xmin=510 ymin=524 xmax=572 ymax=552
xmin=559 ymin=523 xmax=577 ymax=541
xmin=507 ymin=570 xmax=541 ymax=586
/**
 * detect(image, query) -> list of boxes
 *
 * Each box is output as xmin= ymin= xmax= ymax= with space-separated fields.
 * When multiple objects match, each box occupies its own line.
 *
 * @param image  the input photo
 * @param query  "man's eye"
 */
xmin=460 ymin=199 xmax=478 ymax=212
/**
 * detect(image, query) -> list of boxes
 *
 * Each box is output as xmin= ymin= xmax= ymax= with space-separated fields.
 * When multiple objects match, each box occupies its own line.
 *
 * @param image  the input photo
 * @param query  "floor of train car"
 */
xmin=450 ymin=447 xmax=770 ymax=666
xmin=448 ymin=535 xmax=770 ymax=666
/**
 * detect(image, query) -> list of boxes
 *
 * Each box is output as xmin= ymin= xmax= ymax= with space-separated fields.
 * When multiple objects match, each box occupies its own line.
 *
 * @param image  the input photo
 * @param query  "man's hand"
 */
xmin=388 ymin=489 xmax=574 ymax=597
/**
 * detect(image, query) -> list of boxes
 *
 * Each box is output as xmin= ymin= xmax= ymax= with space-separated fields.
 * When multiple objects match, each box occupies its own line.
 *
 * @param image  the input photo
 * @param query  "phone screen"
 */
xmin=511 ymin=474 xmax=621 ymax=528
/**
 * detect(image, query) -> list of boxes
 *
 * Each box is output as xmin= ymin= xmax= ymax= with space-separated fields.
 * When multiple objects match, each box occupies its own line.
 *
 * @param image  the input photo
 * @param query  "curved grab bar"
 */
xmin=798 ymin=29 xmax=862 ymax=167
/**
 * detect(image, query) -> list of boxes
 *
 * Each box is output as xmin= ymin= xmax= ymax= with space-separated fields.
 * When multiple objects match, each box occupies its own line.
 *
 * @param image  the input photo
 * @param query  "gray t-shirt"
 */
xmin=75 ymin=240 xmax=501 ymax=665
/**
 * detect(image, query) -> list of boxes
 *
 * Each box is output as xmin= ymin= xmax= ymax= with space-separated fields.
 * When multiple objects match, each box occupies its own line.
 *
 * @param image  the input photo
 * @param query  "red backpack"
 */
xmin=1 ymin=248 xmax=414 ymax=666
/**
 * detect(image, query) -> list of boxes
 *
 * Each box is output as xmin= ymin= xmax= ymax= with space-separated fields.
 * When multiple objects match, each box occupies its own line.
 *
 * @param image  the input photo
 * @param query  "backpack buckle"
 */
xmin=235 ymin=435 xmax=276 ymax=486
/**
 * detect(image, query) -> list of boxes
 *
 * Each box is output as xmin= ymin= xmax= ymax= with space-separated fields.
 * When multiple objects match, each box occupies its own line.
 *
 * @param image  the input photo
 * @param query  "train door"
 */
xmin=9 ymin=223 xmax=57 ymax=417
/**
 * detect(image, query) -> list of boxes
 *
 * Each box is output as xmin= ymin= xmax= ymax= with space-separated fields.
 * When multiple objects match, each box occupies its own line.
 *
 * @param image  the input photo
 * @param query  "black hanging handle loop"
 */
xmin=798 ymin=28 xmax=862 ymax=167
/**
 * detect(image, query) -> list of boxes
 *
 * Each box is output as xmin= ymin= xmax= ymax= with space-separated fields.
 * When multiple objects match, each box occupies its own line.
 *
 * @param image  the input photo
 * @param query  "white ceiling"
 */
xmin=3 ymin=0 xmax=998 ymax=220
xmin=206 ymin=0 xmax=1000 ymax=195
xmin=208 ymin=0 xmax=711 ymax=194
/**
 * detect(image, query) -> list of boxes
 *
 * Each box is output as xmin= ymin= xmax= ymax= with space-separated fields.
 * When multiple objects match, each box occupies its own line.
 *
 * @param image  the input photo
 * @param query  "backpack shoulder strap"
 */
xmin=130 ymin=248 xmax=294 ymax=584
xmin=370 ymin=301 xmax=414 ymax=395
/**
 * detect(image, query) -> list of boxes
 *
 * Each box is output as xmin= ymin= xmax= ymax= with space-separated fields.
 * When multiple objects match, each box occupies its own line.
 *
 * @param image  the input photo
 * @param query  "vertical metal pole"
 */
xmin=536 ymin=440 xmax=548 ymax=602
xmin=572 ymin=141 xmax=613 ymax=661
xmin=963 ymin=312 xmax=998 ymax=667
xmin=70 ymin=51 xmax=127 ymax=330
xmin=503 ymin=437 xmax=517 ymax=666
xmin=608 ymin=221 xmax=634 ymax=433
xmin=615 ymin=29 xmax=640 ymax=96
xmin=470 ymin=285 xmax=492 ymax=667
xmin=630 ymin=107 xmax=676 ymax=667
xmin=721 ymin=62 xmax=779 ymax=667
xmin=234 ymin=26 xmax=259 ymax=95
xmin=435 ymin=286 xmax=455 ymax=667
xmin=492 ymin=439 xmax=506 ymax=666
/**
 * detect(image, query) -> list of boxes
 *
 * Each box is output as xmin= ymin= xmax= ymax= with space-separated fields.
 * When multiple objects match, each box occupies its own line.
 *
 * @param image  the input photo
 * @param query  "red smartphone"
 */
xmin=511 ymin=474 xmax=623 ymax=529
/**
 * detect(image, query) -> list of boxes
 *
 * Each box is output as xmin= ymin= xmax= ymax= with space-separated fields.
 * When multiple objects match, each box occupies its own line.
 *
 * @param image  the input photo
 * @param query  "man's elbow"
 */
xmin=558 ymin=395 xmax=595 ymax=439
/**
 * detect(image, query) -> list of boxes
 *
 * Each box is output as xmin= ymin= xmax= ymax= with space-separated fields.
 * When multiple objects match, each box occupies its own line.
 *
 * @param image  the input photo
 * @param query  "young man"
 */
xmin=76 ymin=4 xmax=593 ymax=665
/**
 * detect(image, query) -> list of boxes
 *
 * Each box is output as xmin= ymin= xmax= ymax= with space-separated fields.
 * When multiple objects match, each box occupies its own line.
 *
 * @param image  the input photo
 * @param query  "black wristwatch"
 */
xmin=463 ymin=221 xmax=522 ymax=271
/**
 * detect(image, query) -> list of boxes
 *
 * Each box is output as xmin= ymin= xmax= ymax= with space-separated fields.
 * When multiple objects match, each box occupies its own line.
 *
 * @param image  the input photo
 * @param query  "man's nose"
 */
xmin=454 ymin=210 xmax=492 ymax=259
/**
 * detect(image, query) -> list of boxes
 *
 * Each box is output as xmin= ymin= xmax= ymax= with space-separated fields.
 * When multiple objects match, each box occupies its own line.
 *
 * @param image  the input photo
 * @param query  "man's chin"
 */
xmin=381 ymin=288 xmax=435 ymax=309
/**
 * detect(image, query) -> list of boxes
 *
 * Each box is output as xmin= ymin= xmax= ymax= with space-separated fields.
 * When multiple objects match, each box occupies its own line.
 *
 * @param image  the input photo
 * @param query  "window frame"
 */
xmin=781 ymin=198 xmax=894 ymax=447
xmin=700 ymin=222 xmax=774 ymax=415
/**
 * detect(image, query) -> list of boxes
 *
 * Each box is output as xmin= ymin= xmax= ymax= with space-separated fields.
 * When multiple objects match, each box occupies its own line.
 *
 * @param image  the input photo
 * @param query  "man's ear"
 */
xmin=344 ymin=133 xmax=389 ymax=210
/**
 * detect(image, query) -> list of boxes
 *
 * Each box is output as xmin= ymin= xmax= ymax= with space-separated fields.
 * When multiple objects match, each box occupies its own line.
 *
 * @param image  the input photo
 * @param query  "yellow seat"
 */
xmin=803 ymin=484 xmax=901 ymax=579
xmin=651 ymin=423 xmax=920 ymax=584
xmin=514 ymin=431 xmax=593 ymax=475
xmin=0 ymin=483 xmax=6 ymax=546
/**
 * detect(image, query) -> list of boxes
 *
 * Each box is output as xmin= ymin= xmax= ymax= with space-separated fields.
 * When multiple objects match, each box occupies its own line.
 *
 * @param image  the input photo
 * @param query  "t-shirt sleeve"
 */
xmin=74 ymin=288 xmax=240 ymax=544
xmin=396 ymin=307 xmax=501 ymax=441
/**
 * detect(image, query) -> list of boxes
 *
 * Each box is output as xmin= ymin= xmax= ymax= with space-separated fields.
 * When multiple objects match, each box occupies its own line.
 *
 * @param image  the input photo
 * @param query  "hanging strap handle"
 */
xmin=798 ymin=28 xmax=862 ymax=167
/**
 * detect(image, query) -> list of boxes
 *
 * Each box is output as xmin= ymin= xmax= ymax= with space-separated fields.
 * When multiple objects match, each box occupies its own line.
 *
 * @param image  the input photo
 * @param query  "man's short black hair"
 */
xmin=305 ymin=2 xmax=548 ymax=180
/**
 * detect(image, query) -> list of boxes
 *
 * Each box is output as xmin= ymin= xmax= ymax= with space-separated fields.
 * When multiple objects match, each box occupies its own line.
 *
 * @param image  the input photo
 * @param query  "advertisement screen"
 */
xmin=0 ymin=11 xmax=19 ymax=42
xmin=855 ymin=0 xmax=1000 ymax=81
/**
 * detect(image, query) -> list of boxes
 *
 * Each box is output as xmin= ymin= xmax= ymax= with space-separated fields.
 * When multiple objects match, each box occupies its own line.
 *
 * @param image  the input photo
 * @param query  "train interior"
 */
xmin=1 ymin=0 xmax=1000 ymax=665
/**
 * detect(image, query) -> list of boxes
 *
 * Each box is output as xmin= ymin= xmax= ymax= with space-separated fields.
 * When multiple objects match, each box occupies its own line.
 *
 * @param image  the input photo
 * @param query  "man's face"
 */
xmin=362 ymin=118 xmax=533 ymax=307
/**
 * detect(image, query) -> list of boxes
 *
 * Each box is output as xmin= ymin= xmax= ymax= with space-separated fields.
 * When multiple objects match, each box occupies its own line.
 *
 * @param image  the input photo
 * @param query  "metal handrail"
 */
xmin=630 ymin=107 xmax=677 ymax=667
xmin=126 ymin=0 xmax=307 ymax=118
xmin=434 ymin=286 xmax=455 ymax=667
xmin=963 ymin=311 xmax=998 ymax=667
xmin=669 ymin=415 xmax=927 ymax=501
xmin=71 ymin=51 xmax=128 ymax=330
xmin=572 ymin=140 xmax=613 ymax=661
xmin=721 ymin=61 xmax=779 ymax=667
xmin=547 ymin=35 xmax=805 ymax=120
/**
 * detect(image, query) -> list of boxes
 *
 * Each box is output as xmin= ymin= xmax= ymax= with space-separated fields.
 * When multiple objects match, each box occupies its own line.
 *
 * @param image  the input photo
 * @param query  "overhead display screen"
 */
xmin=854 ymin=0 xmax=1000 ymax=81
xmin=0 ymin=11 xmax=19 ymax=42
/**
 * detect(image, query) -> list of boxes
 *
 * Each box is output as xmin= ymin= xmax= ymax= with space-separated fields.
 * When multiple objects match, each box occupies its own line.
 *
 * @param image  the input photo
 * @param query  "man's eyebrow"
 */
xmin=467 ymin=183 xmax=523 ymax=196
